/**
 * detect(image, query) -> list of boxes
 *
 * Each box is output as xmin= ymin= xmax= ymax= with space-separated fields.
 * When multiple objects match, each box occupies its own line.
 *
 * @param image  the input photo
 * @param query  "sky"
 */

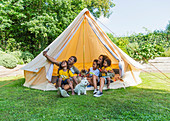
xmin=97 ymin=0 xmax=170 ymax=37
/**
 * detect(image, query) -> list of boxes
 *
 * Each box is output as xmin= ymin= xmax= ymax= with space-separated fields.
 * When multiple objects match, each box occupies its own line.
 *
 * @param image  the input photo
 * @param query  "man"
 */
xmin=43 ymin=51 xmax=79 ymax=88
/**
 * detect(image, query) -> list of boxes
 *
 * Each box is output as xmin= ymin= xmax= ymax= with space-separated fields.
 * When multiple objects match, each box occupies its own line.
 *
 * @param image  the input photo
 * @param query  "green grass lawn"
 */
xmin=0 ymin=73 xmax=170 ymax=120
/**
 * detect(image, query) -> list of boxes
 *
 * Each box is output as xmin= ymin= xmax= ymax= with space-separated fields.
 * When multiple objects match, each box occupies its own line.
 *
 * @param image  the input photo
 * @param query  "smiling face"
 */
xmin=93 ymin=61 xmax=98 ymax=69
xmin=61 ymin=61 xmax=67 ymax=68
xmin=68 ymin=57 xmax=75 ymax=65
xmin=98 ymin=56 xmax=103 ymax=65
xmin=103 ymin=60 xmax=108 ymax=67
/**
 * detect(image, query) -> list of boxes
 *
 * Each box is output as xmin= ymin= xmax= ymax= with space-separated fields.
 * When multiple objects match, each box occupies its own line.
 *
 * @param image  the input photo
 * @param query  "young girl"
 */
xmin=100 ymin=58 xmax=113 ymax=89
xmin=58 ymin=60 xmax=75 ymax=95
xmin=87 ymin=59 xmax=100 ymax=89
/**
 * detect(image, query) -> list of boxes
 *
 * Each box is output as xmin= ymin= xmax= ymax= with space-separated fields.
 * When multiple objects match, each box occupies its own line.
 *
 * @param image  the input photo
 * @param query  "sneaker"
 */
xmin=94 ymin=91 xmax=103 ymax=97
xmin=58 ymin=87 xmax=62 ymax=96
xmin=93 ymin=89 xmax=98 ymax=94
xmin=61 ymin=90 xmax=70 ymax=97
xmin=87 ymin=85 xmax=92 ymax=87
xmin=63 ymin=93 xmax=70 ymax=97
xmin=58 ymin=87 xmax=69 ymax=97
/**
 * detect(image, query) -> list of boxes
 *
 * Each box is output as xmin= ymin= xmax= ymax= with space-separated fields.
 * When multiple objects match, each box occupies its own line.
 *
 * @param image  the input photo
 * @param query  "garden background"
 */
xmin=0 ymin=0 xmax=170 ymax=68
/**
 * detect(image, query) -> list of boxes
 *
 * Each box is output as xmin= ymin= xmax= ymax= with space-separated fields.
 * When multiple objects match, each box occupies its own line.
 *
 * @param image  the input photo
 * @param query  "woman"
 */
xmin=92 ymin=55 xmax=108 ymax=95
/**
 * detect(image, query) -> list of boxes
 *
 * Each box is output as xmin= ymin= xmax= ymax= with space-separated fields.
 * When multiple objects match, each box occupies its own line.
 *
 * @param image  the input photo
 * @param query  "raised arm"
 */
xmin=73 ymin=66 xmax=80 ymax=74
xmin=43 ymin=51 xmax=60 ymax=66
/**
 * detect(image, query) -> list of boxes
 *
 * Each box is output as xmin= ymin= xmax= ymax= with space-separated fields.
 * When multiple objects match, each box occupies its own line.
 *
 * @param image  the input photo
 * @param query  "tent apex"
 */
xmin=82 ymin=8 xmax=90 ymax=15
xmin=82 ymin=8 xmax=89 ymax=11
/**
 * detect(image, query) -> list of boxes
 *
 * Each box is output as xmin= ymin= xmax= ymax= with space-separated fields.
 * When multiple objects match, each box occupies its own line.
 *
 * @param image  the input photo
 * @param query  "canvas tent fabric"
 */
xmin=22 ymin=8 xmax=144 ymax=91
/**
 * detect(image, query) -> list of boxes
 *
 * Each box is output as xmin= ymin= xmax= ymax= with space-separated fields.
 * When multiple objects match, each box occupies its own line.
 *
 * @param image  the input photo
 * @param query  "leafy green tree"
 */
xmin=0 ymin=0 xmax=26 ymax=50
xmin=0 ymin=0 xmax=115 ymax=56
xmin=85 ymin=0 xmax=115 ymax=18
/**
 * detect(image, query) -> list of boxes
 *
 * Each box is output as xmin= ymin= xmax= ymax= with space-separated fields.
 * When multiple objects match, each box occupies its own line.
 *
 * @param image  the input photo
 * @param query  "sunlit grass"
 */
xmin=0 ymin=73 xmax=169 ymax=120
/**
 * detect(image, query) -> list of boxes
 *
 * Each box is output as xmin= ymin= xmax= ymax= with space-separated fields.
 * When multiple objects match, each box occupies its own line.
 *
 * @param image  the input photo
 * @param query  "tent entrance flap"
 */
xmin=46 ymin=17 xmax=85 ymax=81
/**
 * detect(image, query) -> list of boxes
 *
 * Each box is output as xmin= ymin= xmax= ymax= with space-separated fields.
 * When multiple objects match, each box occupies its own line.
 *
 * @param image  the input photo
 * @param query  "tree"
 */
xmin=0 ymin=0 xmax=115 ymax=56
xmin=85 ymin=0 xmax=115 ymax=18
xmin=166 ymin=21 xmax=170 ymax=40
xmin=0 ymin=0 xmax=26 ymax=50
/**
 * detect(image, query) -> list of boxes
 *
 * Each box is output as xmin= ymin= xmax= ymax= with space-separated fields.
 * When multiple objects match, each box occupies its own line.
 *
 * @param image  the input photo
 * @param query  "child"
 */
xmin=58 ymin=60 xmax=75 ymax=96
xmin=100 ymin=58 xmax=113 ymax=89
xmin=87 ymin=59 xmax=100 ymax=89
xmin=77 ymin=69 xmax=88 ymax=83
xmin=79 ymin=69 xmax=88 ymax=78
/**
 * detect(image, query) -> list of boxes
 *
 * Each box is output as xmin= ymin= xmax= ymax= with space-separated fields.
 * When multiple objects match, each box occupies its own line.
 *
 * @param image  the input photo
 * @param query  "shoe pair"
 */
xmin=93 ymin=89 xmax=103 ymax=97
xmin=58 ymin=87 xmax=70 ymax=97
xmin=93 ymin=89 xmax=98 ymax=94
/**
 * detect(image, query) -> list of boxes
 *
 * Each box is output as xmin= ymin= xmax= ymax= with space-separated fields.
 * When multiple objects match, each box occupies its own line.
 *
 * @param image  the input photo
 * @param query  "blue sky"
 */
xmin=97 ymin=0 xmax=170 ymax=37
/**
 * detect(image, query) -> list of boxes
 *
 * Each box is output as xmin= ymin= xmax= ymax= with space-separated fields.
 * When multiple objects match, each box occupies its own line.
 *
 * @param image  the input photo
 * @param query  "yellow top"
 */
xmin=58 ymin=69 xmax=74 ymax=80
xmin=101 ymin=66 xmax=112 ymax=77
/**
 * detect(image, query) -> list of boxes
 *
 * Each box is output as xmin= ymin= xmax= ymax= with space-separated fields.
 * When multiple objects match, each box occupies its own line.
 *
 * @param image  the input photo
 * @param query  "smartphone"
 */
xmin=46 ymin=48 xmax=50 ymax=52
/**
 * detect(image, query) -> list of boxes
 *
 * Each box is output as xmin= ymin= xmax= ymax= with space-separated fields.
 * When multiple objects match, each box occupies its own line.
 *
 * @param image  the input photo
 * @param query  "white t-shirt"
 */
xmin=70 ymin=67 xmax=75 ymax=74
xmin=89 ymin=67 xmax=100 ymax=77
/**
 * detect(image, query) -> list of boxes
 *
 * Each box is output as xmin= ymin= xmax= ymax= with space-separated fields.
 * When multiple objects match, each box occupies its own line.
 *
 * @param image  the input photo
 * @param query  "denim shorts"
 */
xmin=101 ymin=76 xmax=110 ymax=84
xmin=57 ymin=79 xmax=68 ymax=85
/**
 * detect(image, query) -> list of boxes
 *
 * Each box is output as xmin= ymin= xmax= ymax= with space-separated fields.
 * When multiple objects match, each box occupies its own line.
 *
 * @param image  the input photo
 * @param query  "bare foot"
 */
xmin=107 ymin=83 xmax=110 ymax=89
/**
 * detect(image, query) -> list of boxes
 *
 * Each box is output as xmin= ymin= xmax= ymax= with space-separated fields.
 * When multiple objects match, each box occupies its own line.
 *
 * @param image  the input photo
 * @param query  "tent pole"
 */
xmin=83 ymin=17 xmax=85 ymax=69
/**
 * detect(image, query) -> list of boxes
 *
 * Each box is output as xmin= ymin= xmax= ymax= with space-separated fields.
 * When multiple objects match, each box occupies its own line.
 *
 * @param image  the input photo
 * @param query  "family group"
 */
xmin=43 ymin=51 xmax=119 ymax=97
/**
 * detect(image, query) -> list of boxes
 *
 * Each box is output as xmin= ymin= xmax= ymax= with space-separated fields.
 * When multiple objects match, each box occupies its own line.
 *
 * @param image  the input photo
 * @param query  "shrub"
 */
xmin=0 ymin=54 xmax=18 ymax=68
xmin=126 ymin=42 xmax=139 ymax=58
xmin=10 ymin=51 xmax=24 ymax=64
xmin=0 ymin=51 xmax=7 ymax=66
xmin=0 ymin=50 xmax=34 ymax=68
xmin=162 ymin=47 xmax=170 ymax=57
xmin=108 ymin=31 xmax=169 ymax=62
xmin=115 ymin=37 xmax=129 ymax=54
xmin=21 ymin=51 xmax=34 ymax=63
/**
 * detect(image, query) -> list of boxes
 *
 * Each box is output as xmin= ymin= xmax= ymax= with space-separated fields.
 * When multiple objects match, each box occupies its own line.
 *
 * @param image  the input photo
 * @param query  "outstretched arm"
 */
xmin=43 ymin=51 xmax=60 ymax=66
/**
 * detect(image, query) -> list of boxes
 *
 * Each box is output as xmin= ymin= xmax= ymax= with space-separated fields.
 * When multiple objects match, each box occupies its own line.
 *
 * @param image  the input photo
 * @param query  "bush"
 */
xmin=162 ymin=47 xmax=170 ymax=57
xmin=115 ymin=37 xmax=129 ymax=54
xmin=21 ymin=51 xmax=34 ymax=63
xmin=0 ymin=50 xmax=34 ymax=68
xmin=127 ymin=42 xmax=163 ymax=62
xmin=0 ymin=54 xmax=18 ymax=68
xmin=0 ymin=51 xmax=7 ymax=66
xmin=126 ymin=42 xmax=139 ymax=58
xmin=108 ymin=31 xmax=169 ymax=62
xmin=10 ymin=51 xmax=24 ymax=64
